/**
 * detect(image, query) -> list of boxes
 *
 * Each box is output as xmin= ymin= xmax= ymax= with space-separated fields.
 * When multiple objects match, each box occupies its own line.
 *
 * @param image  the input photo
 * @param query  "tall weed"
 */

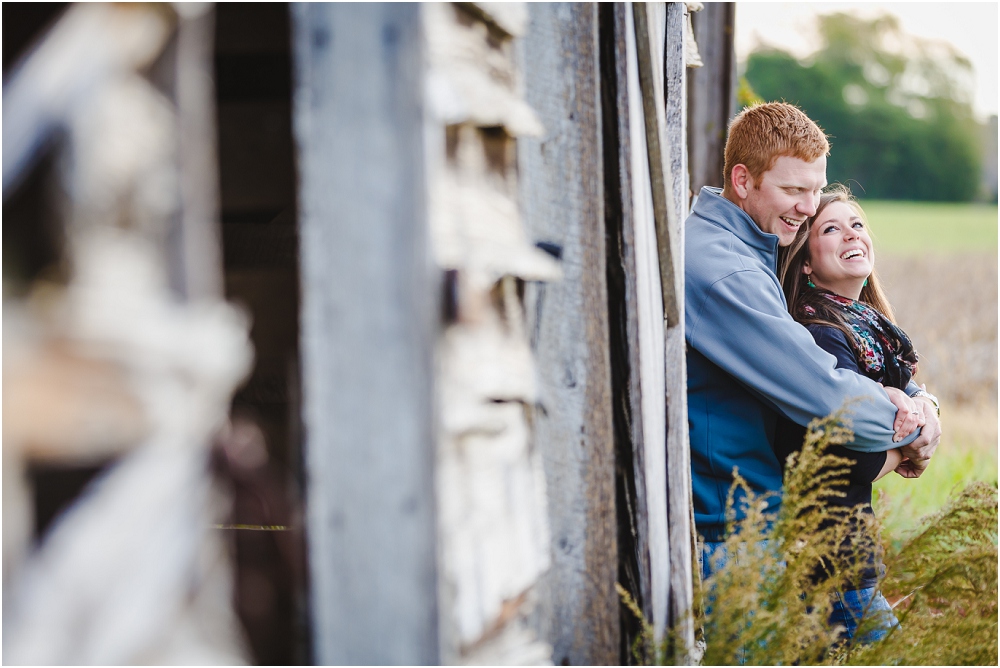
xmin=619 ymin=411 xmax=998 ymax=665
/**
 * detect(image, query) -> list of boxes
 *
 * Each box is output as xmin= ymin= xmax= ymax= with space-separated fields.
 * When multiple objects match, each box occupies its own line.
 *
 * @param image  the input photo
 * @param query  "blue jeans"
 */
xmin=700 ymin=540 xmax=776 ymax=581
xmin=701 ymin=541 xmax=898 ymax=648
xmin=829 ymin=587 xmax=899 ymax=645
xmin=698 ymin=540 xmax=772 ymax=664
xmin=700 ymin=540 xmax=724 ymax=581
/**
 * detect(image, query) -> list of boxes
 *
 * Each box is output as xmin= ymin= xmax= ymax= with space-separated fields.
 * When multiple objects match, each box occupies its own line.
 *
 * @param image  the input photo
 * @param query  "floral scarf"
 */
xmin=800 ymin=290 xmax=918 ymax=389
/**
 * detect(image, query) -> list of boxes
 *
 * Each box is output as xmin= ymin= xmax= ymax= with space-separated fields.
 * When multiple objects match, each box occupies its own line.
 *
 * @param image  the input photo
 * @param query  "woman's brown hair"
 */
xmin=778 ymin=185 xmax=898 ymax=335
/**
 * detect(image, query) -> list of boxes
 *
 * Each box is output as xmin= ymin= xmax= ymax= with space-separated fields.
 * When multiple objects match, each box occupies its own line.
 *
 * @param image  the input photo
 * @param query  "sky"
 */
xmin=734 ymin=2 xmax=999 ymax=120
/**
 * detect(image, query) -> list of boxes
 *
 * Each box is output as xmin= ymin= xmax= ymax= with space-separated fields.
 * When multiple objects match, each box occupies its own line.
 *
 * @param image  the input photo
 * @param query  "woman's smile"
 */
xmin=803 ymin=201 xmax=873 ymax=299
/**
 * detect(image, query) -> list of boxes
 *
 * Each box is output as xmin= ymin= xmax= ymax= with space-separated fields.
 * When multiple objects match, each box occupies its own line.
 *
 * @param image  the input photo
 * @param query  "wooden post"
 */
xmin=600 ymin=6 xmax=652 ymax=653
xmin=686 ymin=2 xmax=736 ymax=193
xmin=172 ymin=4 xmax=224 ymax=301
xmin=519 ymin=4 xmax=619 ymax=664
xmin=663 ymin=3 xmax=696 ymax=659
xmin=291 ymin=5 xmax=438 ymax=664
xmin=601 ymin=1 xmax=672 ymax=648
xmin=630 ymin=2 xmax=695 ymax=658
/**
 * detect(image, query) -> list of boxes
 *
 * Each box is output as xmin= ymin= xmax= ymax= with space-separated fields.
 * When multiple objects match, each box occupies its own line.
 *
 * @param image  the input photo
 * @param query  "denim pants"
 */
xmin=698 ymin=540 xmax=768 ymax=664
xmin=700 ymin=540 xmax=898 ymax=647
xmin=829 ymin=587 xmax=899 ymax=645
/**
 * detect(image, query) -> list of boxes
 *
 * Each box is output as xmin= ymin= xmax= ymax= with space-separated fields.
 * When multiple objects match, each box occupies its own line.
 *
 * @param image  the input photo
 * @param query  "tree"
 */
xmin=744 ymin=13 xmax=982 ymax=202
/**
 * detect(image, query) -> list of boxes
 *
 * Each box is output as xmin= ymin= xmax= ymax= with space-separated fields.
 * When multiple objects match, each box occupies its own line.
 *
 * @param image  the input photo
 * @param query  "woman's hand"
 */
xmin=882 ymin=385 xmax=925 ymax=443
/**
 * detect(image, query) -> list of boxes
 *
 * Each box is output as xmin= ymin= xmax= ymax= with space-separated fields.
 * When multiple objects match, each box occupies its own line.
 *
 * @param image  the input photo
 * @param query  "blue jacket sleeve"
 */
xmin=686 ymin=268 xmax=920 ymax=453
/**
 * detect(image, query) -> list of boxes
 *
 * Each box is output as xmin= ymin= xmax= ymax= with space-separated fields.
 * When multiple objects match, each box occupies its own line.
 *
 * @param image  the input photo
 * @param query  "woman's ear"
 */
xmin=802 ymin=260 xmax=812 ymax=275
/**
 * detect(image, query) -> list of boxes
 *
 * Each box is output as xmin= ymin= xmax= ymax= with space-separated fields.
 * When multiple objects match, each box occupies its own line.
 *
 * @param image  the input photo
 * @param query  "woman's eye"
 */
xmin=823 ymin=225 xmax=837 ymax=233
xmin=852 ymin=221 xmax=864 ymax=229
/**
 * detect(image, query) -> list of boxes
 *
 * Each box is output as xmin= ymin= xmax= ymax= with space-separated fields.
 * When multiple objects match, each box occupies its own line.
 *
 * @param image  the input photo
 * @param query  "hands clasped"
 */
xmin=882 ymin=386 xmax=942 ymax=479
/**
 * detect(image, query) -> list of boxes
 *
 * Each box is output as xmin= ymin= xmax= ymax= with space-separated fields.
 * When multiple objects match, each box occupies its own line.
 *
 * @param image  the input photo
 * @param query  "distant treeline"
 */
xmin=742 ymin=13 xmax=988 ymax=202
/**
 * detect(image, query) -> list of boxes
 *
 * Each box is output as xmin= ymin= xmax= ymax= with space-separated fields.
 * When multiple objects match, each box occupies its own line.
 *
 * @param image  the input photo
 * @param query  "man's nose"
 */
xmin=798 ymin=194 xmax=818 ymax=217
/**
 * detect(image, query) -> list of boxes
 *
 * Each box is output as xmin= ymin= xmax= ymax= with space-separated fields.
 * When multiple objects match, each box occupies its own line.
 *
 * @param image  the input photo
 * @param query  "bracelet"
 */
xmin=910 ymin=389 xmax=940 ymax=417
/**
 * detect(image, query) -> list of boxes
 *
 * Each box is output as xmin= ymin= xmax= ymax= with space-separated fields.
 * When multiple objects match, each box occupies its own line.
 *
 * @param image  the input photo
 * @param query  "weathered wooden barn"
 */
xmin=2 ymin=2 xmax=735 ymax=664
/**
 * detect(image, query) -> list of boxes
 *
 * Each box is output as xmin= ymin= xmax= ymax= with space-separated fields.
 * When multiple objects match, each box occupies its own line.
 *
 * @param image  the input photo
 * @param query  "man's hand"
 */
xmin=894 ymin=457 xmax=928 ymax=479
xmin=882 ymin=386 xmax=924 ymax=443
xmin=900 ymin=395 xmax=942 ymax=462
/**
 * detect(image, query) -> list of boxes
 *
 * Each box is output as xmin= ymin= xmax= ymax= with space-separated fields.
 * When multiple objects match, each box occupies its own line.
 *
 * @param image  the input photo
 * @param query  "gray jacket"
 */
xmin=685 ymin=186 xmax=918 ymax=534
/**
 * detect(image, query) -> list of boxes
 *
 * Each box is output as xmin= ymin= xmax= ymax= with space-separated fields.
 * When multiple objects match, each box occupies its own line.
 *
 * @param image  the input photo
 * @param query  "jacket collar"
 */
xmin=692 ymin=186 xmax=779 ymax=264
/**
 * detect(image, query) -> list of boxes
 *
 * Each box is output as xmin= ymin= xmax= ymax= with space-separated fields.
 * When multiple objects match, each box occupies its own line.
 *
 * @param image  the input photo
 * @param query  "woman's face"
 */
xmin=803 ymin=201 xmax=874 ymax=299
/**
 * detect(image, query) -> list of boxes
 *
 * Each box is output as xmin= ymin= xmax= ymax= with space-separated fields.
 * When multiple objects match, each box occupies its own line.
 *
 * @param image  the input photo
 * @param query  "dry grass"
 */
xmin=620 ymin=414 xmax=999 ymax=666
xmin=871 ymin=251 xmax=997 ymax=541
xmin=876 ymin=252 xmax=997 ymax=409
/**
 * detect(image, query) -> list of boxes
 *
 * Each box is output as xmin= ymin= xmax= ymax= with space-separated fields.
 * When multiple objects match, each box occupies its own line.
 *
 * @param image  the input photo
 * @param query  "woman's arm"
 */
xmin=807 ymin=325 xmax=892 ymax=485
xmin=874 ymin=448 xmax=903 ymax=481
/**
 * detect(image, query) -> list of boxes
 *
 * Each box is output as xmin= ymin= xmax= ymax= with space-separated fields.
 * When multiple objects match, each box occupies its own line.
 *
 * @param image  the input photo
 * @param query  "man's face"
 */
xmin=742 ymin=155 xmax=827 ymax=247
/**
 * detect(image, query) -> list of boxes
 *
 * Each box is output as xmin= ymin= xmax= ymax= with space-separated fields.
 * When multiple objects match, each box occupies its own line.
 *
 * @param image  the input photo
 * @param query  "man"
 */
xmin=684 ymin=102 xmax=941 ymax=575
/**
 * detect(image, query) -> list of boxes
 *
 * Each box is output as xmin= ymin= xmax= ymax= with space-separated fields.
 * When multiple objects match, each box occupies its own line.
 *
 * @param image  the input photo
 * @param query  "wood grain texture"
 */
xmin=686 ymin=2 xmax=736 ymax=193
xmin=621 ymin=2 xmax=672 ymax=642
xmin=291 ymin=5 xmax=438 ymax=664
xmin=601 ymin=4 xmax=653 ymax=653
xmin=664 ymin=4 xmax=695 ymax=659
xmin=632 ymin=2 xmax=680 ymax=327
xmin=519 ymin=4 xmax=619 ymax=664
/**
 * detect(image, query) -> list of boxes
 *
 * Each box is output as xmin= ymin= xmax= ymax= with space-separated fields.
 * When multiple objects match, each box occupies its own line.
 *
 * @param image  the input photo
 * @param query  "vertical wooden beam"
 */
xmin=632 ymin=2 xmax=679 ymax=327
xmin=174 ymin=4 xmax=224 ymax=301
xmin=632 ymin=2 xmax=695 ymax=659
xmin=663 ymin=3 xmax=695 ymax=660
xmin=615 ymin=1 xmax=672 ymax=645
xmin=686 ymin=2 xmax=736 ymax=193
xmin=518 ymin=4 xmax=619 ymax=664
xmin=600 ymin=5 xmax=651 ymax=657
xmin=291 ymin=5 xmax=438 ymax=664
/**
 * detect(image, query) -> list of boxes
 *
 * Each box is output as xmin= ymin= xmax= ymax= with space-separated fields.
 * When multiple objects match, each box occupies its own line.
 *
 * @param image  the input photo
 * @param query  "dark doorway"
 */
xmin=214 ymin=3 xmax=308 ymax=664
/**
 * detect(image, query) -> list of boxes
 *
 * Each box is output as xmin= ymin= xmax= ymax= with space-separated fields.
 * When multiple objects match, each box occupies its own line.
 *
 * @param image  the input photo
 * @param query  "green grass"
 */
xmin=874 ymin=437 xmax=998 ymax=546
xmin=858 ymin=200 xmax=998 ymax=255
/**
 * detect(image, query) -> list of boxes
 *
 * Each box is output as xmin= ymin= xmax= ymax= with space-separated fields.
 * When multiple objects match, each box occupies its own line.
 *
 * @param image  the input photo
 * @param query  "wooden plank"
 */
xmin=518 ymin=4 xmax=619 ymax=664
xmin=291 ymin=5 xmax=438 ymax=664
xmin=620 ymin=2 xmax=672 ymax=643
xmin=663 ymin=3 xmax=696 ymax=661
xmin=599 ymin=4 xmax=653 ymax=652
xmin=686 ymin=2 xmax=736 ymax=193
xmin=632 ymin=2 xmax=680 ymax=327
xmin=173 ymin=4 xmax=224 ymax=300
xmin=1 ymin=4 xmax=172 ymax=198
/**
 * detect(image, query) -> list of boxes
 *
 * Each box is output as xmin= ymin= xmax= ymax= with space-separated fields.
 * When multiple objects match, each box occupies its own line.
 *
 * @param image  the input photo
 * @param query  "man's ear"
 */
xmin=730 ymin=164 xmax=752 ymax=200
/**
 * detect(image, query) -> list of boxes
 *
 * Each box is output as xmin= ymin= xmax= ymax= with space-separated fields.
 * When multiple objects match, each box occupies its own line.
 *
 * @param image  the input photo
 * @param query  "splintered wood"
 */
xmin=517 ymin=4 xmax=619 ymax=664
xmin=3 ymin=5 xmax=251 ymax=664
xmin=424 ymin=3 xmax=558 ymax=664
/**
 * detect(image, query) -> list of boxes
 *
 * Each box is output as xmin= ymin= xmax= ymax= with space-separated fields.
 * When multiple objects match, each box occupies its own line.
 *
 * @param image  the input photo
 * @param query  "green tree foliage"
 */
xmin=744 ymin=13 xmax=983 ymax=202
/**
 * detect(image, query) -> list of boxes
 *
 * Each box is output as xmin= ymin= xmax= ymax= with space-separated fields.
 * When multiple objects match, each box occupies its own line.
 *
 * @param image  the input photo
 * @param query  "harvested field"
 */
xmin=877 ymin=252 xmax=997 ymax=409
xmin=873 ymin=250 xmax=997 ymax=540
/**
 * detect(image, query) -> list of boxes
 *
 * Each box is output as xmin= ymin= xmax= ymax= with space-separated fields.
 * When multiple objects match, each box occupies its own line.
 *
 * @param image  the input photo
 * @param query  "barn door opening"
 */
xmin=213 ymin=4 xmax=308 ymax=664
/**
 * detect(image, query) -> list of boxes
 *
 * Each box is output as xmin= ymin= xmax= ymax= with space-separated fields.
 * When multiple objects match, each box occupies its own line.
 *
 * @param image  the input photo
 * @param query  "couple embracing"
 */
xmin=685 ymin=102 xmax=942 ymax=645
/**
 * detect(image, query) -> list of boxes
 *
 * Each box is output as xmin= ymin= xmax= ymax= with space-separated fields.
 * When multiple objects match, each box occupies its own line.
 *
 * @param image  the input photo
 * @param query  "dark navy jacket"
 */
xmin=684 ymin=187 xmax=919 ymax=538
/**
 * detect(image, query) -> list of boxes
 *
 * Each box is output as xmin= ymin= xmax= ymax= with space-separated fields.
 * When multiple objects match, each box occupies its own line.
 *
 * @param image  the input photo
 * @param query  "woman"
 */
xmin=775 ymin=186 xmax=921 ymax=645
